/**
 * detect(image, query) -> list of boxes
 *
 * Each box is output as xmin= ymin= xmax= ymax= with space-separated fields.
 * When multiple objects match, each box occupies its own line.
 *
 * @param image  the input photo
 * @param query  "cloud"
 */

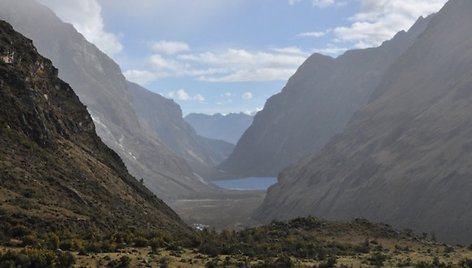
xmin=242 ymin=92 xmax=253 ymax=100
xmin=312 ymin=46 xmax=349 ymax=57
xmin=288 ymin=0 xmax=302 ymax=5
xmin=167 ymin=89 xmax=205 ymax=102
xmin=126 ymin=47 xmax=307 ymax=84
xmin=289 ymin=0 xmax=344 ymax=8
xmin=37 ymin=0 xmax=123 ymax=56
xmin=271 ymin=47 xmax=307 ymax=54
xmin=123 ymin=70 xmax=161 ymax=84
xmin=312 ymin=0 xmax=336 ymax=8
xmin=333 ymin=0 xmax=447 ymax=48
xmin=296 ymin=31 xmax=326 ymax=38
xmin=151 ymin=41 xmax=190 ymax=55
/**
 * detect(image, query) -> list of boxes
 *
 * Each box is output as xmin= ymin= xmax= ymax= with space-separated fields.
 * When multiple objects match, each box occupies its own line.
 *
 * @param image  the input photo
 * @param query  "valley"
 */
xmin=2 ymin=0 xmax=472 ymax=267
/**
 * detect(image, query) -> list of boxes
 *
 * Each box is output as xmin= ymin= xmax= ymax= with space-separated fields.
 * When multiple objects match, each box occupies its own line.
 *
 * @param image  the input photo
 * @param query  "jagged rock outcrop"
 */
xmin=0 ymin=0 xmax=213 ymax=200
xmin=0 ymin=20 xmax=189 ymax=236
xmin=220 ymin=15 xmax=432 ymax=177
xmin=256 ymin=0 xmax=472 ymax=244
xmin=185 ymin=113 xmax=253 ymax=145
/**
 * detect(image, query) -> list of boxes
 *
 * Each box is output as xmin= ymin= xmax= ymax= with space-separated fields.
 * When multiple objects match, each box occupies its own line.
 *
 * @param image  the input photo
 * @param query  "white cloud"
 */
xmin=126 ymin=47 xmax=307 ymax=83
xmin=124 ymin=70 xmax=160 ymax=85
xmin=289 ymin=0 xmax=344 ymax=8
xmin=37 ymin=0 xmax=123 ymax=56
xmin=151 ymin=41 xmax=190 ymax=55
xmin=222 ymin=92 xmax=234 ymax=98
xmin=167 ymin=89 xmax=205 ymax=102
xmin=296 ymin=31 xmax=326 ymax=38
xmin=244 ymin=107 xmax=263 ymax=116
xmin=242 ymin=92 xmax=253 ymax=100
xmin=312 ymin=0 xmax=336 ymax=8
xmin=333 ymin=0 xmax=447 ymax=48
xmin=271 ymin=47 xmax=307 ymax=54
xmin=288 ymin=0 xmax=302 ymax=5
xmin=312 ymin=46 xmax=349 ymax=57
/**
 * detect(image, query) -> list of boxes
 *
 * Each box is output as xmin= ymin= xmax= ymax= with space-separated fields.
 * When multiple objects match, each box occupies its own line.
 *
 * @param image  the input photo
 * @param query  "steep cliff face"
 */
xmin=185 ymin=113 xmax=253 ymax=145
xmin=256 ymin=0 xmax=472 ymax=244
xmin=0 ymin=20 xmax=189 ymax=236
xmin=220 ymin=15 xmax=432 ymax=177
xmin=0 ymin=0 xmax=213 ymax=200
xmin=128 ymin=82 xmax=234 ymax=172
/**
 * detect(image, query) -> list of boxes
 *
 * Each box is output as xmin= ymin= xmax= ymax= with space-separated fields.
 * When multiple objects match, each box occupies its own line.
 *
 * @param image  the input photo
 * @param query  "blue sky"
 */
xmin=38 ymin=0 xmax=447 ymax=115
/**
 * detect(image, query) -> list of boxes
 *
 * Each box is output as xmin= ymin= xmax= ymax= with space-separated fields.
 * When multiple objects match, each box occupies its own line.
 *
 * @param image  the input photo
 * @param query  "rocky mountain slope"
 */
xmin=220 ymin=15 xmax=432 ymax=177
xmin=256 ymin=0 xmax=472 ymax=244
xmin=185 ymin=113 xmax=253 ymax=145
xmin=0 ymin=20 xmax=189 ymax=237
xmin=0 ymin=0 xmax=214 ymax=200
xmin=128 ymin=82 xmax=234 ymax=173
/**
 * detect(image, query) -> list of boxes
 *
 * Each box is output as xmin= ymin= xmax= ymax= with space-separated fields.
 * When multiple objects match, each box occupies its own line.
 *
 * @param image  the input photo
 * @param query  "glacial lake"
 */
xmin=212 ymin=177 xmax=278 ymax=191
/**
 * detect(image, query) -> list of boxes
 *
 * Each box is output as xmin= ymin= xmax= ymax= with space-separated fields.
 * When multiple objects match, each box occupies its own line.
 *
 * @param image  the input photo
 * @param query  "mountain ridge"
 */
xmin=219 ymin=14 xmax=432 ymax=177
xmin=255 ymin=0 xmax=472 ymax=244
xmin=0 ymin=0 xmax=214 ymax=201
xmin=0 ymin=20 xmax=189 ymax=238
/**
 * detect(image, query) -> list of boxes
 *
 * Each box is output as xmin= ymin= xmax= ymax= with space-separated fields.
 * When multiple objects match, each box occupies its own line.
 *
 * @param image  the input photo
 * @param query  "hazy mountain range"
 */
xmin=128 ymin=82 xmax=234 ymax=177
xmin=255 ymin=0 xmax=472 ymax=244
xmin=185 ymin=113 xmax=253 ymax=145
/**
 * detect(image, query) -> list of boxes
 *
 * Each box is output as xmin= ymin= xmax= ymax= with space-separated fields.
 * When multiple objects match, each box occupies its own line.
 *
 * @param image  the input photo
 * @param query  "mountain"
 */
xmin=256 ymin=0 xmax=472 ymax=244
xmin=220 ymin=15 xmax=432 ymax=177
xmin=0 ymin=0 xmax=213 ymax=201
xmin=0 ymin=20 xmax=188 ymax=238
xmin=128 ymin=82 xmax=234 ymax=174
xmin=185 ymin=113 xmax=253 ymax=145
xmin=128 ymin=82 xmax=234 ymax=168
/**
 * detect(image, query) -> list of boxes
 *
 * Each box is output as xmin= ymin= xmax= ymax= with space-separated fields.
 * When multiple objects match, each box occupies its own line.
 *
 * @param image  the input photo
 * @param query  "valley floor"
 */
xmin=170 ymin=190 xmax=266 ymax=231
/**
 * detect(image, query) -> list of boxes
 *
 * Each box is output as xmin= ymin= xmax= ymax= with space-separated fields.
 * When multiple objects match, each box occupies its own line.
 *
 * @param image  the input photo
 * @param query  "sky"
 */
xmin=37 ymin=0 xmax=447 ymax=115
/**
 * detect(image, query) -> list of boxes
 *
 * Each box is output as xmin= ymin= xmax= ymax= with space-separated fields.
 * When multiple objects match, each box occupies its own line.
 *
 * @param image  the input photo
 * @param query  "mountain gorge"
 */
xmin=0 ymin=20 xmax=188 ymax=238
xmin=256 ymin=0 xmax=472 ymax=244
xmin=220 ymin=15 xmax=432 ymax=177
xmin=128 ymin=82 xmax=234 ymax=177
xmin=0 ymin=0 xmax=216 ymax=200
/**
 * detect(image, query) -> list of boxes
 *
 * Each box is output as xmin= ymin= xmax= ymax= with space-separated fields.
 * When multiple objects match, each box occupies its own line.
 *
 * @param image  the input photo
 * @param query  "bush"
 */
xmin=0 ymin=248 xmax=58 ymax=268
xmin=368 ymin=252 xmax=387 ymax=267
xmin=107 ymin=256 xmax=131 ymax=268
xmin=56 ymin=251 xmax=76 ymax=267
xmin=460 ymin=258 xmax=472 ymax=268
xmin=318 ymin=257 xmax=337 ymax=268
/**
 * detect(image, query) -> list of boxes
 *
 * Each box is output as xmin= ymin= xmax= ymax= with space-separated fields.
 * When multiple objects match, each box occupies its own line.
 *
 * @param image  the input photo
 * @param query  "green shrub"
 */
xmin=0 ymin=248 xmax=56 ymax=268
xmin=368 ymin=252 xmax=387 ymax=267
xmin=318 ymin=257 xmax=337 ymax=268
xmin=460 ymin=258 xmax=472 ymax=268
xmin=107 ymin=256 xmax=131 ymax=268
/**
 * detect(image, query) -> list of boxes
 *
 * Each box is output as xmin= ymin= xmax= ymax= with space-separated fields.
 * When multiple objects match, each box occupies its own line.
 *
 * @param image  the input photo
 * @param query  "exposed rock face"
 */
xmin=185 ymin=113 xmax=253 ymax=145
xmin=0 ymin=0 xmax=213 ymax=200
xmin=256 ymin=0 xmax=472 ymax=244
xmin=128 ymin=82 xmax=234 ymax=172
xmin=220 ymin=16 xmax=431 ymax=177
xmin=0 ymin=20 xmax=189 ymax=236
